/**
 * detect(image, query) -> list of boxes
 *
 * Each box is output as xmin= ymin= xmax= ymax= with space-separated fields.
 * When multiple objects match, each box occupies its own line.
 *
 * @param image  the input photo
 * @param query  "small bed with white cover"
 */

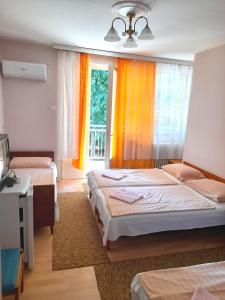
xmin=131 ymin=261 xmax=225 ymax=300
xmin=10 ymin=151 xmax=58 ymax=233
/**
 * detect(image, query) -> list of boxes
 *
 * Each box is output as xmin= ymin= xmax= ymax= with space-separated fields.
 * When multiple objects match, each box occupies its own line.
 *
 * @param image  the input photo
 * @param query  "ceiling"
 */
xmin=0 ymin=0 xmax=225 ymax=61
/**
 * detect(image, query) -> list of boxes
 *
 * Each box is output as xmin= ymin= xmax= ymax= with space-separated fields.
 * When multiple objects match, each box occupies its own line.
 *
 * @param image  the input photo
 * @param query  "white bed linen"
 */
xmin=91 ymin=185 xmax=225 ymax=246
xmin=131 ymin=262 xmax=225 ymax=300
xmin=103 ymin=185 xmax=215 ymax=216
xmin=13 ymin=162 xmax=57 ymax=185
xmin=87 ymin=169 xmax=180 ymax=196
xmin=13 ymin=162 xmax=59 ymax=221
xmin=131 ymin=275 xmax=149 ymax=300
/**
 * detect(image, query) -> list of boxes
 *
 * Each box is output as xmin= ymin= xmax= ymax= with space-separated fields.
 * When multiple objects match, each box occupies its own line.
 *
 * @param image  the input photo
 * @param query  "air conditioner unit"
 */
xmin=1 ymin=60 xmax=47 ymax=81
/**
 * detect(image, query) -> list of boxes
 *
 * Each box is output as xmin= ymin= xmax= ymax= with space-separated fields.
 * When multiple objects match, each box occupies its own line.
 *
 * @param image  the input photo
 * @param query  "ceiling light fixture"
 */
xmin=104 ymin=1 xmax=154 ymax=48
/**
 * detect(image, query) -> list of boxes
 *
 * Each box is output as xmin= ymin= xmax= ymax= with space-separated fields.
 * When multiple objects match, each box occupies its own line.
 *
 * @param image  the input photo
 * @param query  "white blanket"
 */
xmin=103 ymin=185 xmax=215 ymax=217
xmin=87 ymin=168 xmax=179 ymax=196
xmin=131 ymin=261 xmax=225 ymax=300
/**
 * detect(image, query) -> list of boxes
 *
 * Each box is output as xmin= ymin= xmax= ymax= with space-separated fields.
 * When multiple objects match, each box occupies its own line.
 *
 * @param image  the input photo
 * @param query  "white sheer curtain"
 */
xmin=153 ymin=63 xmax=193 ymax=159
xmin=57 ymin=50 xmax=80 ymax=162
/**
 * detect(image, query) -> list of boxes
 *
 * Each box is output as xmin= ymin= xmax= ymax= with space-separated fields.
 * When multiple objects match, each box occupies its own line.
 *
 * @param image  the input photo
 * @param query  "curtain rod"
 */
xmin=53 ymin=44 xmax=193 ymax=66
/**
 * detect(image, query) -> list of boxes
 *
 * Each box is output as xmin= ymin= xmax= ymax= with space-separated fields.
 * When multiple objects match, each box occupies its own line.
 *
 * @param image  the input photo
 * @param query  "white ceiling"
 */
xmin=0 ymin=0 xmax=225 ymax=61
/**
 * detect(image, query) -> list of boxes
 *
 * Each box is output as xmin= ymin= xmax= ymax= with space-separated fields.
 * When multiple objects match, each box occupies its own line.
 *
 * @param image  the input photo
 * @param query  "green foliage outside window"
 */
xmin=90 ymin=69 xmax=109 ymax=125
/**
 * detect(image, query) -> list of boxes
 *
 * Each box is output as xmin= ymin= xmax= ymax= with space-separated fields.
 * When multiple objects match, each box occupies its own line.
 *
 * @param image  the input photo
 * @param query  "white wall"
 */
xmin=0 ymin=40 xmax=57 ymax=152
xmin=183 ymin=44 xmax=225 ymax=178
xmin=0 ymin=40 xmax=4 ymax=133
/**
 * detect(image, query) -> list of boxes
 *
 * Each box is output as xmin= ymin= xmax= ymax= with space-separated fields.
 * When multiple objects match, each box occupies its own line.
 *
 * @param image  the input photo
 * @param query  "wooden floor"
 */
xmin=4 ymin=179 xmax=225 ymax=299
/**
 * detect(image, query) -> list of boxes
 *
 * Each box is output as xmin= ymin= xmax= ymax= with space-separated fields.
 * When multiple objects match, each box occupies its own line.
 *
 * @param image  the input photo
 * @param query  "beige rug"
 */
xmin=52 ymin=192 xmax=109 ymax=270
xmin=95 ymin=246 xmax=225 ymax=300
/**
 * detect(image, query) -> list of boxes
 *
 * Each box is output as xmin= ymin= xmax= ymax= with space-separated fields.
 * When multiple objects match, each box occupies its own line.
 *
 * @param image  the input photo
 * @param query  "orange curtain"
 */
xmin=111 ymin=58 xmax=156 ymax=168
xmin=72 ymin=53 xmax=89 ymax=169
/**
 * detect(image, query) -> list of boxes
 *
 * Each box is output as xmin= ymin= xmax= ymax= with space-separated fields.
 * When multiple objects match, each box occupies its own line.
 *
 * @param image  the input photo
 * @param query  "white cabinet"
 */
xmin=0 ymin=175 xmax=34 ymax=269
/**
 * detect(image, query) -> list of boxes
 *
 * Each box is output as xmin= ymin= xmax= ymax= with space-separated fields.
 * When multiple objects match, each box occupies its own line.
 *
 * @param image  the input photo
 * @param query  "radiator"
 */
xmin=153 ymin=159 xmax=170 ymax=169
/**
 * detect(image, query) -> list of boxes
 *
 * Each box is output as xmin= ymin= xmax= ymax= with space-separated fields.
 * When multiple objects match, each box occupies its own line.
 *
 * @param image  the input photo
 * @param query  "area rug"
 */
xmin=94 ymin=246 xmax=225 ymax=300
xmin=52 ymin=192 xmax=109 ymax=270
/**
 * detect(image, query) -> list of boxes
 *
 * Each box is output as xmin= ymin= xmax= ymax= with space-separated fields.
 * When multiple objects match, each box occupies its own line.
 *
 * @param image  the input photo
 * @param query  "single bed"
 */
xmin=92 ymin=184 xmax=225 ymax=248
xmin=10 ymin=151 xmax=57 ymax=233
xmin=131 ymin=261 xmax=225 ymax=300
xmin=87 ymin=168 xmax=180 ymax=198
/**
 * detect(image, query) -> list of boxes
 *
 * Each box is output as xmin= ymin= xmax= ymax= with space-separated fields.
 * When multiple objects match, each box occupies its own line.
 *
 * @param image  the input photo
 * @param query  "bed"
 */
xmin=131 ymin=261 xmax=225 ymax=300
xmin=10 ymin=151 xmax=57 ymax=233
xmin=92 ymin=184 xmax=225 ymax=248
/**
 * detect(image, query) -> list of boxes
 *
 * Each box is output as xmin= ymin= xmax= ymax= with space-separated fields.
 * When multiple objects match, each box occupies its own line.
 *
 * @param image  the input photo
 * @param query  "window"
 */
xmin=153 ymin=63 xmax=193 ymax=159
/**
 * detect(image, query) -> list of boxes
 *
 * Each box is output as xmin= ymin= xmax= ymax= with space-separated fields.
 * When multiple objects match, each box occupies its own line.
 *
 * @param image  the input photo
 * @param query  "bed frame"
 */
xmin=183 ymin=161 xmax=225 ymax=184
xmin=10 ymin=151 xmax=55 ymax=234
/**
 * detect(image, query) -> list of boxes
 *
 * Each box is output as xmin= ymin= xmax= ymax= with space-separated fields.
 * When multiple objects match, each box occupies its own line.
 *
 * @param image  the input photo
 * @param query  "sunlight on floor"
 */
xmin=88 ymin=160 xmax=105 ymax=170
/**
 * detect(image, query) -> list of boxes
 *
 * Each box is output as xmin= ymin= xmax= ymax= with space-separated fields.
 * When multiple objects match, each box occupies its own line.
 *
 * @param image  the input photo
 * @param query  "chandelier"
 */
xmin=104 ymin=1 xmax=154 ymax=48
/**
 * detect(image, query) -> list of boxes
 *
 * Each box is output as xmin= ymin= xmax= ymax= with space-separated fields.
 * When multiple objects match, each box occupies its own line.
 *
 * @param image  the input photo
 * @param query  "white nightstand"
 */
xmin=0 ymin=175 xmax=34 ymax=269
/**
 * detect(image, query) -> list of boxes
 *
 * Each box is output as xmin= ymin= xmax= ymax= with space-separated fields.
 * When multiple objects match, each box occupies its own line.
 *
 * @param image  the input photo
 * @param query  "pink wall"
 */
xmin=0 ymin=40 xmax=4 ymax=133
xmin=0 ymin=40 xmax=57 ymax=152
xmin=183 ymin=44 xmax=225 ymax=178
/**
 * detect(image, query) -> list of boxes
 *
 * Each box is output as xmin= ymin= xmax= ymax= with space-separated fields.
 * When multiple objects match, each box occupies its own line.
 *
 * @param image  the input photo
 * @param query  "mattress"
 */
xmin=91 ymin=185 xmax=225 ymax=246
xmin=87 ymin=168 xmax=179 ymax=196
xmin=131 ymin=261 xmax=225 ymax=300
xmin=13 ymin=162 xmax=59 ymax=220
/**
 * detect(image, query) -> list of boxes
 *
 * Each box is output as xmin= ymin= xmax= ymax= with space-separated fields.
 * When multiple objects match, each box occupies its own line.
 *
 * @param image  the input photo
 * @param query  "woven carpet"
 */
xmin=95 ymin=246 xmax=225 ymax=300
xmin=52 ymin=192 xmax=109 ymax=270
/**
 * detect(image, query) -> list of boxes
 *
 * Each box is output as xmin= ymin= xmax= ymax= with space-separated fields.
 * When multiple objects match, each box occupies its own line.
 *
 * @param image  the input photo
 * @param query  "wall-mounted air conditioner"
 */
xmin=1 ymin=60 xmax=47 ymax=81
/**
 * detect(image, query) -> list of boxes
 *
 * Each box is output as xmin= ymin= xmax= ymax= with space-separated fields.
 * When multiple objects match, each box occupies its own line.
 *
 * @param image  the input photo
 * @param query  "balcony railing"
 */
xmin=89 ymin=124 xmax=106 ymax=160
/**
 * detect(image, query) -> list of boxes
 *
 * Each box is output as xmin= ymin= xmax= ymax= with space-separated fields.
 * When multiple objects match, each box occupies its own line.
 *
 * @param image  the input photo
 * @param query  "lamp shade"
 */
xmin=123 ymin=36 xmax=138 ymax=48
xmin=104 ymin=25 xmax=121 ymax=42
xmin=138 ymin=25 xmax=155 ymax=40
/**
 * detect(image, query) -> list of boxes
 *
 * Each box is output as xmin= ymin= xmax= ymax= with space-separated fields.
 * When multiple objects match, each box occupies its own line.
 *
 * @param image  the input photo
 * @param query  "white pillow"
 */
xmin=162 ymin=163 xmax=205 ymax=181
xmin=186 ymin=179 xmax=225 ymax=202
xmin=10 ymin=157 xmax=52 ymax=169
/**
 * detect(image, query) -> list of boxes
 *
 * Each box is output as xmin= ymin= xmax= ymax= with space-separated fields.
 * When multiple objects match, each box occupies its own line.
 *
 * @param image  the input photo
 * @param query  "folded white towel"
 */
xmin=109 ymin=189 xmax=142 ymax=204
xmin=102 ymin=170 xmax=127 ymax=180
xmin=191 ymin=286 xmax=218 ymax=300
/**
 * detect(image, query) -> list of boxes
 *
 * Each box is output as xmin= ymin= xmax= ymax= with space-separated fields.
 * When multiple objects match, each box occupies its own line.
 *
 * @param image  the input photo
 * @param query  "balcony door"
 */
xmin=88 ymin=63 xmax=116 ymax=170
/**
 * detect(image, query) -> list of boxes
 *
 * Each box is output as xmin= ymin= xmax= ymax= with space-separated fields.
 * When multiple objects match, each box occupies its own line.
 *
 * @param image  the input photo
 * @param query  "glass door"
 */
xmin=88 ymin=65 xmax=109 ymax=170
xmin=88 ymin=63 xmax=117 ymax=170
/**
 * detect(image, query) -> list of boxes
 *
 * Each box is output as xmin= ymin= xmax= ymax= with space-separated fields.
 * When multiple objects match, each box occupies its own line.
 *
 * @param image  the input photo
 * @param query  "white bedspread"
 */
xmin=131 ymin=261 xmax=225 ymax=300
xmin=14 ymin=162 xmax=57 ymax=186
xmin=87 ymin=168 xmax=179 ymax=196
xmin=13 ymin=162 xmax=59 ymax=221
xmin=103 ymin=185 xmax=215 ymax=217
xmin=91 ymin=185 xmax=225 ymax=246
